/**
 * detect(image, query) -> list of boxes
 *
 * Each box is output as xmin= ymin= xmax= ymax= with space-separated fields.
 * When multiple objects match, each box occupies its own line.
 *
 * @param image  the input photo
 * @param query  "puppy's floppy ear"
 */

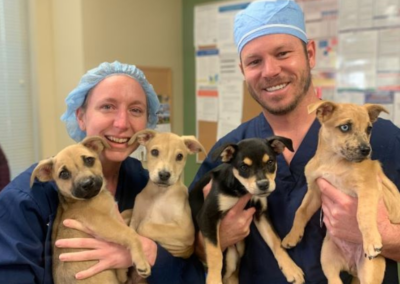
xmin=30 ymin=158 xmax=54 ymax=187
xmin=81 ymin=136 xmax=110 ymax=154
xmin=181 ymin=136 xmax=207 ymax=155
xmin=266 ymin=136 xmax=294 ymax=154
xmin=364 ymin=104 xmax=388 ymax=123
xmin=308 ymin=100 xmax=337 ymax=122
xmin=211 ymin=143 xmax=238 ymax=163
xmin=128 ymin=129 xmax=157 ymax=146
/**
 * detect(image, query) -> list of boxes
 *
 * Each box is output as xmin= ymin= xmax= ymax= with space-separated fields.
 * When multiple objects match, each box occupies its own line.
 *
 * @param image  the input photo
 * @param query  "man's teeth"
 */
xmin=107 ymin=136 xmax=128 ymax=143
xmin=266 ymin=83 xmax=287 ymax=92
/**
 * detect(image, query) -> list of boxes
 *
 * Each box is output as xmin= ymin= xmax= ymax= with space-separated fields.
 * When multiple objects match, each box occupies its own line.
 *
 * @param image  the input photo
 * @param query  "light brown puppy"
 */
xmin=31 ymin=136 xmax=151 ymax=284
xmin=126 ymin=129 xmax=205 ymax=283
xmin=282 ymin=101 xmax=400 ymax=284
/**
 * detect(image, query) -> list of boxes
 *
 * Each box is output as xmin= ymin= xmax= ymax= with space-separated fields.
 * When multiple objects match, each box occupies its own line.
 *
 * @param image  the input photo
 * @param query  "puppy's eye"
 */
xmin=339 ymin=124 xmax=351 ymax=132
xmin=266 ymin=160 xmax=274 ymax=166
xmin=176 ymin=153 xmax=183 ymax=161
xmin=83 ymin=156 xmax=95 ymax=167
xmin=366 ymin=126 xmax=372 ymax=135
xmin=151 ymin=149 xmax=159 ymax=157
xmin=59 ymin=170 xmax=71 ymax=180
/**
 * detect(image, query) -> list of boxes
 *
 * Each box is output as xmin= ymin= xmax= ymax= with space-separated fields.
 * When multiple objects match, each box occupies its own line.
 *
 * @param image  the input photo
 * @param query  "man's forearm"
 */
xmin=381 ymin=222 xmax=400 ymax=261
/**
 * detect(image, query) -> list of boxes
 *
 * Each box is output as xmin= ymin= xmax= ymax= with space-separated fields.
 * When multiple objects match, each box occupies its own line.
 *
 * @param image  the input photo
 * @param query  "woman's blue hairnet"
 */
xmin=60 ymin=61 xmax=160 ymax=142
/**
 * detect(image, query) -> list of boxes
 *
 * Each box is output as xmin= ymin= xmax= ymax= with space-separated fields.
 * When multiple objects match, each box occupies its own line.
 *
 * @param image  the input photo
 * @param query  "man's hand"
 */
xmin=55 ymin=206 xmax=157 ymax=280
xmin=202 ymin=181 xmax=256 ymax=252
xmin=318 ymin=178 xmax=362 ymax=243
xmin=219 ymin=193 xmax=255 ymax=251
xmin=318 ymin=178 xmax=400 ymax=261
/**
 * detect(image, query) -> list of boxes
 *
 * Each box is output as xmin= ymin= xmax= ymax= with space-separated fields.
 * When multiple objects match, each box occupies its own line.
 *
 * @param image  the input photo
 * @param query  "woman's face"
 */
xmin=76 ymin=75 xmax=148 ymax=163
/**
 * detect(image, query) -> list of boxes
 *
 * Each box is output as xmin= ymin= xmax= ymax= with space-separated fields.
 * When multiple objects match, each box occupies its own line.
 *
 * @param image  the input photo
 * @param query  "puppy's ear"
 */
xmin=81 ymin=136 xmax=110 ymax=154
xmin=266 ymin=136 xmax=294 ymax=154
xmin=128 ymin=129 xmax=157 ymax=146
xmin=364 ymin=104 xmax=388 ymax=123
xmin=30 ymin=158 xmax=54 ymax=187
xmin=308 ymin=100 xmax=337 ymax=122
xmin=182 ymin=136 xmax=207 ymax=155
xmin=211 ymin=143 xmax=237 ymax=163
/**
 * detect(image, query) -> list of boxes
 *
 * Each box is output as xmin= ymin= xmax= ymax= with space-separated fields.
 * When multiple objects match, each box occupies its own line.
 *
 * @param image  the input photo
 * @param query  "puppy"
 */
xmin=189 ymin=136 xmax=305 ymax=284
xmin=30 ymin=136 xmax=151 ymax=284
xmin=125 ymin=129 xmax=205 ymax=283
xmin=282 ymin=101 xmax=400 ymax=284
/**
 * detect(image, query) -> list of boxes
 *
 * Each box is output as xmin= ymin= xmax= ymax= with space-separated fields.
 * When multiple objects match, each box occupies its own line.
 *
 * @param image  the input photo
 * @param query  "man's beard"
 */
xmin=247 ymin=67 xmax=312 ymax=116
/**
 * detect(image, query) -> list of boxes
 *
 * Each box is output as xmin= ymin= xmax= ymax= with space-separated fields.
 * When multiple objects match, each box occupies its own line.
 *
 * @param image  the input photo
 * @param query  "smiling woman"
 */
xmin=0 ymin=61 xmax=206 ymax=284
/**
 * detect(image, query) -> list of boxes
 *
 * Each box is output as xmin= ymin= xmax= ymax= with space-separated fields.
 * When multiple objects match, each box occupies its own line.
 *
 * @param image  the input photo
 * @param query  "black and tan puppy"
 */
xmin=30 ymin=136 xmax=151 ymax=284
xmin=189 ymin=137 xmax=304 ymax=284
xmin=282 ymin=101 xmax=400 ymax=284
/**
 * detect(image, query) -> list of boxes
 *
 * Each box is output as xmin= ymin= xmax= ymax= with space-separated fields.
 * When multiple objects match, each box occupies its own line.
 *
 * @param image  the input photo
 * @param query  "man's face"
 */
xmin=240 ymin=34 xmax=315 ymax=115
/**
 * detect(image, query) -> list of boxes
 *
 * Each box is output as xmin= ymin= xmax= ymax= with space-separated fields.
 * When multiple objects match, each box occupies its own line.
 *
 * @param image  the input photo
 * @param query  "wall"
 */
xmin=29 ymin=0 xmax=183 ymax=158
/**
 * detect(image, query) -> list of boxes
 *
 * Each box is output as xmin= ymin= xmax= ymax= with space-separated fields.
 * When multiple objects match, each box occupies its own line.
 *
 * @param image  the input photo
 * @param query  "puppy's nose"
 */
xmin=360 ymin=145 xmax=371 ymax=157
xmin=256 ymin=180 xmax=269 ymax=191
xmin=81 ymin=177 xmax=95 ymax=190
xmin=158 ymin=171 xmax=171 ymax=182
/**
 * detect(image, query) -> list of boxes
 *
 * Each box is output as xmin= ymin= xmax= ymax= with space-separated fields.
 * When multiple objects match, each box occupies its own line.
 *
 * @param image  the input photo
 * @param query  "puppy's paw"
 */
xmin=281 ymin=261 xmax=305 ymax=284
xmin=136 ymin=261 xmax=151 ymax=278
xmin=364 ymin=241 xmax=382 ymax=259
xmin=282 ymin=232 xmax=303 ymax=249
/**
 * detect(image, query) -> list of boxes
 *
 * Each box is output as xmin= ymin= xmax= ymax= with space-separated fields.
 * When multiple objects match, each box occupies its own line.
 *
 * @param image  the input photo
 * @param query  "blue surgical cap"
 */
xmin=61 ymin=61 xmax=160 ymax=142
xmin=234 ymin=0 xmax=308 ymax=55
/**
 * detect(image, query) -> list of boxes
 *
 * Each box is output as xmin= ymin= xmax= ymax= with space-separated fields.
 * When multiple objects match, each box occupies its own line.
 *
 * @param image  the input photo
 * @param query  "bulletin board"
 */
xmin=137 ymin=66 xmax=173 ymax=125
xmin=197 ymin=81 xmax=261 ymax=161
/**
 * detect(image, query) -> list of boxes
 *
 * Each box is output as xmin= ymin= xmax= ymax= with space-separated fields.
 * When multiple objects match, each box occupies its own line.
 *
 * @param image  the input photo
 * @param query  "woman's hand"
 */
xmin=55 ymin=235 xmax=133 ymax=280
xmin=55 ymin=206 xmax=158 ymax=280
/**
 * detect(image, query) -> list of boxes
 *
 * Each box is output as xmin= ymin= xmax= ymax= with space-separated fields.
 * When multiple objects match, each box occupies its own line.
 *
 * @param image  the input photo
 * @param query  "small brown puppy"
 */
xmin=282 ymin=101 xmax=400 ymax=284
xmin=126 ymin=129 xmax=205 ymax=283
xmin=30 ymin=136 xmax=151 ymax=284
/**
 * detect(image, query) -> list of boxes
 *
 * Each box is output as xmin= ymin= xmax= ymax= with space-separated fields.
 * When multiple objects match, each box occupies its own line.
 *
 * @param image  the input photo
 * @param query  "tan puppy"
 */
xmin=30 ymin=136 xmax=151 ymax=284
xmin=282 ymin=101 xmax=400 ymax=284
xmin=125 ymin=129 xmax=204 ymax=283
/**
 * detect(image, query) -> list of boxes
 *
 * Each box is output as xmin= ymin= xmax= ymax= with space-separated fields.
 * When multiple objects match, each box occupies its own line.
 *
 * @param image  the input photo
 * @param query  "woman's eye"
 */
xmin=100 ymin=104 xmax=113 ymax=110
xmin=130 ymin=108 xmax=145 ymax=116
xmin=339 ymin=124 xmax=351 ymax=132
xmin=151 ymin=149 xmax=159 ymax=157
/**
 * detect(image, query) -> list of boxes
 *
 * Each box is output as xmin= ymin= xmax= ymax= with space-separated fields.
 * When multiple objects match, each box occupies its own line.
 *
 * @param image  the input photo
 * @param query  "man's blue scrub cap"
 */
xmin=234 ymin=0 xmax=308 ymax=54
xmin=61 ymin=61 xmax=160 ymax=142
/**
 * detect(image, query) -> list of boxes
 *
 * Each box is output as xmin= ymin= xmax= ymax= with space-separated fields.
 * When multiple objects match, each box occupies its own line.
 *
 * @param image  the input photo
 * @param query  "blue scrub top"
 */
xmin=190 ymin=112 xmax=400 ymax=284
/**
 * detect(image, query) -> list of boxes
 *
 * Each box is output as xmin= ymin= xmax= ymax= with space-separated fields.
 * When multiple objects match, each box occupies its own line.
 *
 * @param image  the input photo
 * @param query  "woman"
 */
xmin=0 ymin=61 xmax=205 ymax=284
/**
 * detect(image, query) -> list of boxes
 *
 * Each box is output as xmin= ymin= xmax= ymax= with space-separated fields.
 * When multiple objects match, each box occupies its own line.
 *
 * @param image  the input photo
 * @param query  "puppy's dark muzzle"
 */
xmin=256 ymin=180 xmax=270 ymax=192
xmin=73 ymin=176 xmax=103 ymax=199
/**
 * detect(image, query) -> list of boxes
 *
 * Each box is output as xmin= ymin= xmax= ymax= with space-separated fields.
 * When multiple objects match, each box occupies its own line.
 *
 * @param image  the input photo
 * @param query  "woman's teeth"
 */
xmin=106 ymin=136 xmax=128 ymax=144
xmin=266 ymin=83 xmax=287 ymax=92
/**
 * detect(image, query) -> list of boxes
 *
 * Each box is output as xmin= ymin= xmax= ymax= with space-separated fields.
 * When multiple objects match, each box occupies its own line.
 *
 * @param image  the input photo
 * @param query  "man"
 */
xmin=190 ymin=1 xmax=400 ymax=283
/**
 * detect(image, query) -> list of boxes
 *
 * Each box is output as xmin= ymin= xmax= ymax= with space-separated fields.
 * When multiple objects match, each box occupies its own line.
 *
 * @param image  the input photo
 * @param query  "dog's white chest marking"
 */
xmin=218 ymin=194 xmax=239 ymax=212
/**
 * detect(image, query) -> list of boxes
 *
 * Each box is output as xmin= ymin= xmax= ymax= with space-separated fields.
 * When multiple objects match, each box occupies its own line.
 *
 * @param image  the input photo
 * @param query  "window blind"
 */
xmin=0 ymin=0 xmax=35 ymax=179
